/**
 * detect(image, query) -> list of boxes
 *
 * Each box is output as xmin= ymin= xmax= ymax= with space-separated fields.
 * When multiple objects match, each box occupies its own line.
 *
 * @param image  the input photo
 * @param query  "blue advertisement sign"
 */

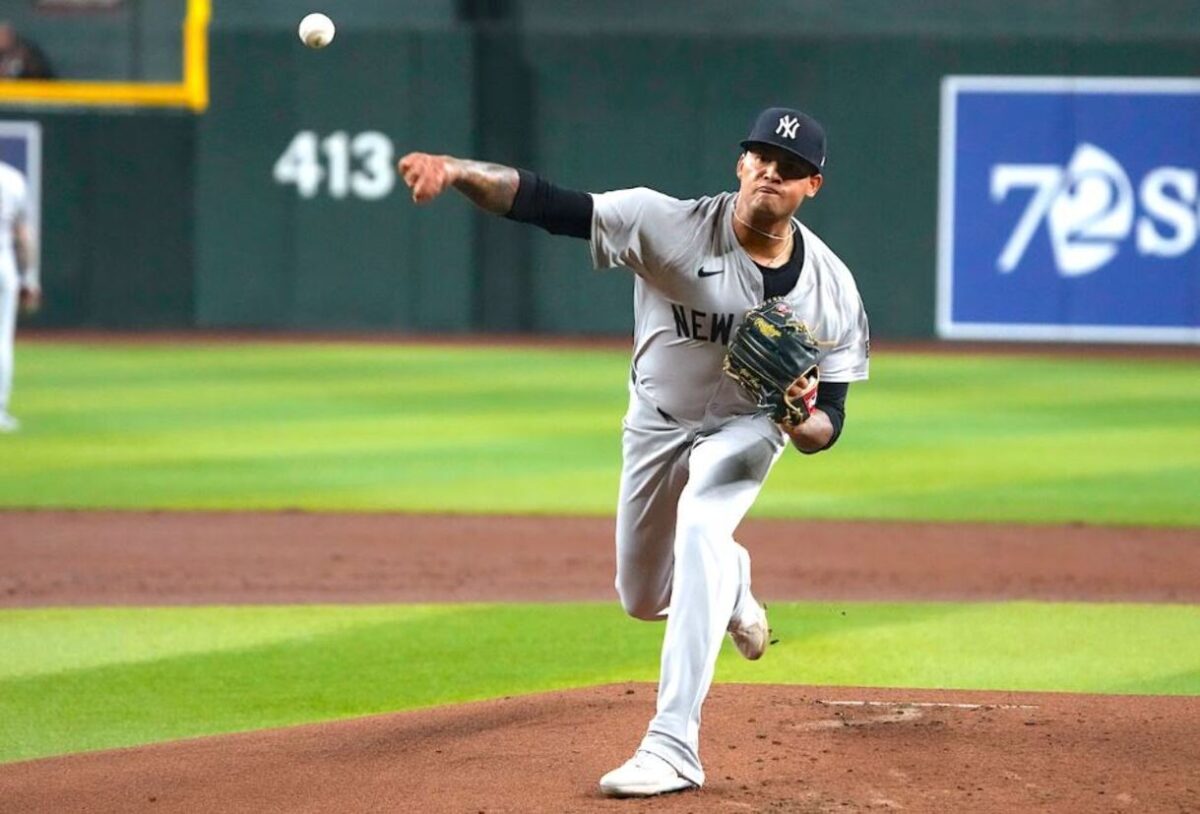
xmin=938 ymin=77 xmax=1200 ymax=344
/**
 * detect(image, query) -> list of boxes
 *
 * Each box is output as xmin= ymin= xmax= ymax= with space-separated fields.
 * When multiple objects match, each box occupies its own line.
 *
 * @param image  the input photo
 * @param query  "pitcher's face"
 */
xmin=736 ymin=146 xmax=822 ymax=218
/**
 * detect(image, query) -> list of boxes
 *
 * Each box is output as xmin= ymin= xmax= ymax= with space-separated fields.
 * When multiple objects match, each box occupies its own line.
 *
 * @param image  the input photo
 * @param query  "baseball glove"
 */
xmin=723 ymin=298 xmax=825 ymax=425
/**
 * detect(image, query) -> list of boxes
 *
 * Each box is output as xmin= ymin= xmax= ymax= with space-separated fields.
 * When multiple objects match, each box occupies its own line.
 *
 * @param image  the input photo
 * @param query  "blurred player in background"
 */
xmin=0 ymin=158 xmax=39 ymax=432
xmin=0 ymin=21 xmax=54 ymax=80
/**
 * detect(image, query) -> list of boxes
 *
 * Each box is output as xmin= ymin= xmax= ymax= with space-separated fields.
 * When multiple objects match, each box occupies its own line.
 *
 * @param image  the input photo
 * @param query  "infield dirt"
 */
xmin=4 ymin=511 xmax=1199 ymax=605
xmin=1 ymin=510 xmax=1198 ymax=813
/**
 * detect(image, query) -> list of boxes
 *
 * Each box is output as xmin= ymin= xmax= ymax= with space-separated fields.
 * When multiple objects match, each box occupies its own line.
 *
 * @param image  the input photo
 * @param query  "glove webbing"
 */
xmin=729 ymin=333 xmax=818 ymax=403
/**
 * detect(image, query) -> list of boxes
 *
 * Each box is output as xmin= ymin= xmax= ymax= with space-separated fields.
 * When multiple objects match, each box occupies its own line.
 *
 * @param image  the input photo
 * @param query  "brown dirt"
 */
xmin=2 ymin=683 xmax=1197 ymax=814
xmin=3 ymin=511 xmax=1198 ymax=606
xmin=22 ymin=328 xmax=1200 ymax=359
xmin=1 ymin=509 xmax=1198 ymax=813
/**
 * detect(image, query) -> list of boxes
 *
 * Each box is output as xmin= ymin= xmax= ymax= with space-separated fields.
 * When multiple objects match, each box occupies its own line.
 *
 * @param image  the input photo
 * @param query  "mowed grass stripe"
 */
xmin=1 ymin=601 xmax=1197 ymax=763
xmin=3 ymin=341 xmax=1200 ymax=524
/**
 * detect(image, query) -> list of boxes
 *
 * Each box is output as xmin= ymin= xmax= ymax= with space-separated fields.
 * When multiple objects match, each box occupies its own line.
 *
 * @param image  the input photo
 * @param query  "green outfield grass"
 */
xmin=3 ymin=340 xmax=1199 ymax=525
xmin=1 ymin=601 xmax=1197 ymax=763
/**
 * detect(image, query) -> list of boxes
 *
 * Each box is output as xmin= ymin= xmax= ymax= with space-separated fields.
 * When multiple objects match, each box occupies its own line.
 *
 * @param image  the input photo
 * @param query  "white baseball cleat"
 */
xmin=598 ymin=750 xmax=696 ymax=798
xmin=728 ymin=595 xmax=769 ymax=660
xmin=0 ymin=413 xmax=19 ymax=433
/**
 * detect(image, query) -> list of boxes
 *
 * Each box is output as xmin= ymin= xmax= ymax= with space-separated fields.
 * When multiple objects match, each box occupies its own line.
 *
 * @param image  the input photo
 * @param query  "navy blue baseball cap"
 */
xmin=740 ymin=107 xmax=827 ymax=173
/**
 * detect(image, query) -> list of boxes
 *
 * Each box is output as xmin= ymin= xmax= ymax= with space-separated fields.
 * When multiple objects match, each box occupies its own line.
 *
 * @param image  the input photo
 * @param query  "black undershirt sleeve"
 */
xmin=504 ymin=169 xmax=593 ymax=239
xmin=805 ymin=380 xmax=849 ymax=454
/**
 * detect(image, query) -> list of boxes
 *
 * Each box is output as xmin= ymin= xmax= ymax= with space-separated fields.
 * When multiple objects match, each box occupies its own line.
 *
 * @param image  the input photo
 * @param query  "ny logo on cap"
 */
xmin=776 ymin=115 xmax=800 ymax=139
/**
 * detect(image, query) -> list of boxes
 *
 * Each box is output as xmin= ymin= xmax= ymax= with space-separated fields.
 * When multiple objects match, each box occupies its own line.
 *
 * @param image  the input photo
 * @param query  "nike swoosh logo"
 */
xmin=698 ymin=269 xmax=725 ymax=278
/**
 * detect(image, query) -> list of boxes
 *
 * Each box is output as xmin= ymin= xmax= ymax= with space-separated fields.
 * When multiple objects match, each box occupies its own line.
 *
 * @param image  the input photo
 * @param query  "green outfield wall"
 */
xmin=13 ymin=111 xmax=195 ymax=328
xmin=10 ymin=1 xmax=1200 ymax=336
xmin=193 ymin=27 xmax=476 ymax=331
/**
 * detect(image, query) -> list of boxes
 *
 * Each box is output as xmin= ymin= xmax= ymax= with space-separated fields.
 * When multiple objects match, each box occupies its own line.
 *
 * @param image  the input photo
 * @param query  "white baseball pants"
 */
xmin=614 ymin=386 xmax=786 ymax=786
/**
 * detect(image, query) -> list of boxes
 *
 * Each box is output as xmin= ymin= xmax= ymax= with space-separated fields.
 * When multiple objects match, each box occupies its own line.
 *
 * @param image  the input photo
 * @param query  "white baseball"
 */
xmin=298 ymin=13 xmax=335 ymax=49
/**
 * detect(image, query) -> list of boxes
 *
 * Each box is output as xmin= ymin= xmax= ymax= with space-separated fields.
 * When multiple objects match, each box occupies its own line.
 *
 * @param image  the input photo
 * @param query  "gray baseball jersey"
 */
xmin=590 ymin=188 xmax=869 ymax=425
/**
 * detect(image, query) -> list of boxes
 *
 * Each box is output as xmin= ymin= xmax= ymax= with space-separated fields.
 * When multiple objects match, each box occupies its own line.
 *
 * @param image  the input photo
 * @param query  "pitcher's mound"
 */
xmin=2 ymin=683 xmax=1196 ymax=813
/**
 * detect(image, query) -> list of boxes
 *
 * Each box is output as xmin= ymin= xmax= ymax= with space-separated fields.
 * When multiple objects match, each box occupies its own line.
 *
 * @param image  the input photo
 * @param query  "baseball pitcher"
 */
xmin=398 ymin=106 xmax=869 ymax=797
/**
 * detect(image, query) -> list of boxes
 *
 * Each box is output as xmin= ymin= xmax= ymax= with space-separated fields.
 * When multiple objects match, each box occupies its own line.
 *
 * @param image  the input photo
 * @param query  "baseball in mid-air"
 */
xmin=298 ymin=13 xmax=335 ymax=49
